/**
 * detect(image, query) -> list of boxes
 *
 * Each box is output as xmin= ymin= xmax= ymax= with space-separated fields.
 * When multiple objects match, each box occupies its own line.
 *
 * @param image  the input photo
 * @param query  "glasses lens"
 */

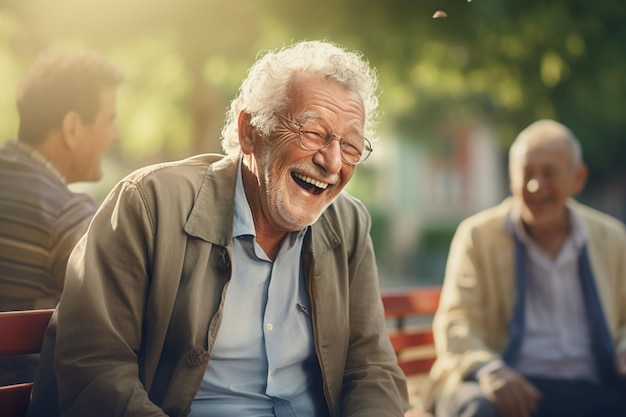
xmin=299 ymin=120 xmax=332 ymax=150
xmin=287 ymin=115 xmax=372 ymax=164
xmin=341 ymin=134 xmax=369 ymax=164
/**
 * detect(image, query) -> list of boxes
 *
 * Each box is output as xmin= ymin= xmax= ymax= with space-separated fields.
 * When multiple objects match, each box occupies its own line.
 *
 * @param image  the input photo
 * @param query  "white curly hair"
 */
xmin=220 ymin=40 xmax=380 ymax=155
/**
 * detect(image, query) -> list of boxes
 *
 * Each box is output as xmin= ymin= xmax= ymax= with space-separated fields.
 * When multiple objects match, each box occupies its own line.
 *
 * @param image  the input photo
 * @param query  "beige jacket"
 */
xmin=49 ymin=154 xmax=408 ymax=417
xmin=426 ymin=198 xmax=626 ymax=408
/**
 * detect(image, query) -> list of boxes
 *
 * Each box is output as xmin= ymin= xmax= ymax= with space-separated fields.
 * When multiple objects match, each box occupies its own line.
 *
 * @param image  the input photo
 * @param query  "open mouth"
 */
xmin=292 ymin=172 xmax=328 ymax=195
xmin=526 ymin=197 xmax=555 ymax=211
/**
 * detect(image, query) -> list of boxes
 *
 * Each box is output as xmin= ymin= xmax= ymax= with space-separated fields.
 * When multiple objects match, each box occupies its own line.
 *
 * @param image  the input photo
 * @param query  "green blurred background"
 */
xmin=1 ymin=0 xmax=625 ymax=288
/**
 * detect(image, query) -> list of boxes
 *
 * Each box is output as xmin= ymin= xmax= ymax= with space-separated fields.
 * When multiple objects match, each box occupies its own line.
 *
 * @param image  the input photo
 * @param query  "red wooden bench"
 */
xmin=382 ymin=286 xmax=442 ymax=416
xmin=0 ymin=290 xmax=440 ymax=416
xmin=0 ymin=309 xmax=54 ymax=417
xmin=382 ymin=286 xmax=441 ymax=377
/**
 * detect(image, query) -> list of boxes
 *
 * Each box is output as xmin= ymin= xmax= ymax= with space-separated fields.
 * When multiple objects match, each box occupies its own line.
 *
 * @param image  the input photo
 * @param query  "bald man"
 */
xmin=427 ymin=120 xmax=626 ymax=417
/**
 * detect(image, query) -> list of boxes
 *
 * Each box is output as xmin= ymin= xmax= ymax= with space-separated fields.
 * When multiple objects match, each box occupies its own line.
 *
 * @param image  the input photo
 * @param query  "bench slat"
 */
xmin=381 ymin=287 xmax=440 ymax=379
xmin=398 ymin=357 xmax=437 ymax=376
xmin=382 ymin=287 xmax=441 ymax=317
xmin=389 ymin=328 xmax=434 ymax=352
xmin=0 ymin=383 xmax=33 ymax=417
xmin=0 ymin=309 xmax=53 ymax=357
xmin=0 ymin=309 xmax=53 ymax=417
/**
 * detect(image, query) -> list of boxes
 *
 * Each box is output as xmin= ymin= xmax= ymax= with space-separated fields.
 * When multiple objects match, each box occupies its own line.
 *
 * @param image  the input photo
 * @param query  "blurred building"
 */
xmin=353 ymin=123 xmax=506 ymax=289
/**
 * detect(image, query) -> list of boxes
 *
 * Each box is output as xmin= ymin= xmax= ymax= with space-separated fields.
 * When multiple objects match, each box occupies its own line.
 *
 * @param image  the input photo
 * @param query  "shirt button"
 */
xmin=266 ymin=322 xmax=273 ymax=331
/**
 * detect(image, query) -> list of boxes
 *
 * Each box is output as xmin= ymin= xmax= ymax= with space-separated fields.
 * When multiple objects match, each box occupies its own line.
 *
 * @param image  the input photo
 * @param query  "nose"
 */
xmin=312 ymin=136 xmax=343 ymax=175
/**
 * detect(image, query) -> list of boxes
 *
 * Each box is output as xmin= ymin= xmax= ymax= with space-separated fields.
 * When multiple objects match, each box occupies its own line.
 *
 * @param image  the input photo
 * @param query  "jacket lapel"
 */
xmin=184 ymin=155 xmax=238 ymax=247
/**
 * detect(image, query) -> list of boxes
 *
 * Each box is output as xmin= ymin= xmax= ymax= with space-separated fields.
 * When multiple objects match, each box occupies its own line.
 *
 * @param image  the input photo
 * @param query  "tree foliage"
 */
xmin=1 ymin=0 xmax=625 ymax=193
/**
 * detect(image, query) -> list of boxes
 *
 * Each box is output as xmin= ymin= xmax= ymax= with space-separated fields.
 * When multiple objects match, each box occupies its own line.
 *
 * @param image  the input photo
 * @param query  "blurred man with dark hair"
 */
xmin=0 ymin=50 xmax=124 ymax=313
xmin=0 ymin=52 xmax=123 ymax=384
xmin=0 ymin=50 xmax=123 ymax=385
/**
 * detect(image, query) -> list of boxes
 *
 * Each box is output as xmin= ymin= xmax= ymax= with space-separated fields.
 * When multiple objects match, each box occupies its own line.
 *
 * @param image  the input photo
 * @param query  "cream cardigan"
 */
xmin=426 ymin=198 xmax=626 ymax=409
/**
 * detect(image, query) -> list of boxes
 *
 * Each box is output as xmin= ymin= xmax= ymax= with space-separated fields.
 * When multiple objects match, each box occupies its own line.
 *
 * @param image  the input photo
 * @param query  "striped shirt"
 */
xmin=0 ymin=140 xmax=98 ymax=311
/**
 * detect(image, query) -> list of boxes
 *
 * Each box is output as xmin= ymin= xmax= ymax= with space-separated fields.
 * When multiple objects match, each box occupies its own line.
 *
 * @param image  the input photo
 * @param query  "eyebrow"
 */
xmin=297 ymin=110 xmax=365 ymax=136
xmin=299 ymin=110 xmax=321 ymax=120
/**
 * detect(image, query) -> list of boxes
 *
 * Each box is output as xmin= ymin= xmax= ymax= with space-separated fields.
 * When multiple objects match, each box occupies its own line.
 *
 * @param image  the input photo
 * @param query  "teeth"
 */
xmin=294 ymin=172 xmax=328 ymax=189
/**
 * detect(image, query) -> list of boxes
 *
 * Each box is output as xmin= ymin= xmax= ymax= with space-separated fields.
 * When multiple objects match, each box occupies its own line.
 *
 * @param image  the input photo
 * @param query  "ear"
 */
xmin=572 ymin=162 xmax=588 ymax=195
xmin=61 ymin=111 xmax=82 ymax=150
xmin=508 ymin=161 xmax=520 ymax=196
xmin=238 ymin=111 xmax=257 ymax=155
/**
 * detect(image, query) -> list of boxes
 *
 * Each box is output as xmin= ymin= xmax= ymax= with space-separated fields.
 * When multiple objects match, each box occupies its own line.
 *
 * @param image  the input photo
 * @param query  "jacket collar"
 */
xmin=307 ymin=211 xmax=342 ymax=255
xmin=183 ymin=155 xmax=238 ymax=247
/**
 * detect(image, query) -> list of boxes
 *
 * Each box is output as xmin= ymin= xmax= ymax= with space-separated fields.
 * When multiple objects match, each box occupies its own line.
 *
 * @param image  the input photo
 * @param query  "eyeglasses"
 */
xmin=275 ymin=113 xmax=373 ymax=165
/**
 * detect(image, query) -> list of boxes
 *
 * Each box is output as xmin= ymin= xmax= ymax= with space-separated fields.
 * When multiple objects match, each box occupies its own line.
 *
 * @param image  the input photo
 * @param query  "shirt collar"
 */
xmin=13 ymin=140 xmax=66 ymax=184
xmin=506 ymin=199 xmax=586 ymax=250
xmin=233 ymin=158 xmax=256 ymax=238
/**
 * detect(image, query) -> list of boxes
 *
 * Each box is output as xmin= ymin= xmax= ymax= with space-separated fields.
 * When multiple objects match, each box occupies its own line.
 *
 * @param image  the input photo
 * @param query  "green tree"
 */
xmin=1 ymin=0 xmax=625 ymax=198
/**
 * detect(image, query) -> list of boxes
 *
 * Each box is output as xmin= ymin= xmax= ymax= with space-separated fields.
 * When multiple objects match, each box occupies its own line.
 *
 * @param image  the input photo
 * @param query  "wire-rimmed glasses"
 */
xmin=275 ymin=113 xmax=373 ymax=165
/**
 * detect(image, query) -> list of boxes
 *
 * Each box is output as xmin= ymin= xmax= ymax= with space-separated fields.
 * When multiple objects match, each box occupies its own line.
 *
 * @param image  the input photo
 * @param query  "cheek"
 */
xmin=259 ymin=135 xmax=293 ymax=162
xmin=510 ymin=176 xmax=527 ymax=195
xmin=556 ymin=185 xmax=573 ymax=199
xmin=340 ymin=166 xmax=355 ymax=185
xmin=107 ymin=126 xmax=118 ymax=142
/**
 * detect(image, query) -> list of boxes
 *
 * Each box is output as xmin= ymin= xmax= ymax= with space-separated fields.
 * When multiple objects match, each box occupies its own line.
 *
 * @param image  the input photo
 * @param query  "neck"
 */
xmin=16 ymin=140 xmax=67 ymax=183
xmin=255 ymin=227 xmax=286 ymax=261
xmin=523 ymin=215 xmax=571 ymax=258
xmin=240 ymin=156 xmax=287 ymax=261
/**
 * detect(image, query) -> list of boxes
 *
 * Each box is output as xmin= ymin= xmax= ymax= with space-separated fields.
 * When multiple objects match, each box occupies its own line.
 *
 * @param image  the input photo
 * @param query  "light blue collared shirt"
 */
xmin=190 ymin=159 xmax=326 ymax=417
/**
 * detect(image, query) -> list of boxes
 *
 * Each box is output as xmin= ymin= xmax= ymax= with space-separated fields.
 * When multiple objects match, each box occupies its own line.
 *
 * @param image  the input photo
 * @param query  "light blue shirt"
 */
xmin=190 ymin=159 xmax=326 ymax=417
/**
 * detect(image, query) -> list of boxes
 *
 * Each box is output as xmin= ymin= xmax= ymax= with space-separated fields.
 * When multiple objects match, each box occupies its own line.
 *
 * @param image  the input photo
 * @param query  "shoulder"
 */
xmin=60 ymin=191 xmax=98 ymax=219
xmin=325 ymin=191 xmax=370 ymax=226
xmin=456 ymin=198 xmax=511 ymax=235
xmin=122 ymin=153 xmax=227 ymax=185
xmin=311 ymin=191 xmax=371 ymax=250
xmin=114 ymin=153 xmax=232 ymax=198
xmin=101 ymin=154 xmax=235 ymax=221
xmin=334 ymin=190 xmax=369 ymax=213
xmin=570 ymin=199 xmax=626 ymax=241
